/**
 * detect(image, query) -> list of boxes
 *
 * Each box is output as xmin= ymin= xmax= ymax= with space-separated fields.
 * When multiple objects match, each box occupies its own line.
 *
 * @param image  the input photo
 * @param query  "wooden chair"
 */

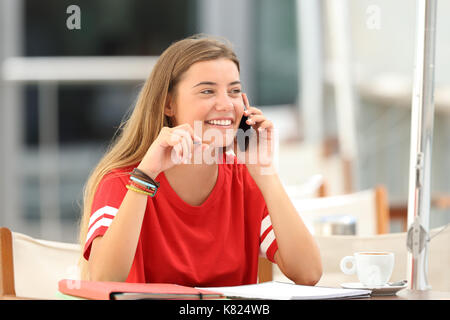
xmin=283 ymin=174 xmax=329 ymax=199
xmin=0 ymin=227 xmax=80 ymax=299
xmin=258 ymin=185 xmax=390 ymax=283
xmin=313 ymin=225 xmax=450 ymax=291
xmin=292 ymin=185 xmax=389 ymax=235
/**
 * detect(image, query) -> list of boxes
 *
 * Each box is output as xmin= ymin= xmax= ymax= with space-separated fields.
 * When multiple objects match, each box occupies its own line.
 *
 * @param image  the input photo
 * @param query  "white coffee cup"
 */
xmin=340 ymin=252 xmax=394 ymax=287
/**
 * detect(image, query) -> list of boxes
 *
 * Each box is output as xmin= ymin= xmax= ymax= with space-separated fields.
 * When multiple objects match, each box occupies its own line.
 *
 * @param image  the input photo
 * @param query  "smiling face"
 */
xmin=165 ymin=58 xmax=244 ymax=147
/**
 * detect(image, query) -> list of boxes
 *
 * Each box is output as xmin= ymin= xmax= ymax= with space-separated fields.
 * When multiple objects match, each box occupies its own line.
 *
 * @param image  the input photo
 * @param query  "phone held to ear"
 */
xmin=238 ymin=104 xmax=251 ymax=152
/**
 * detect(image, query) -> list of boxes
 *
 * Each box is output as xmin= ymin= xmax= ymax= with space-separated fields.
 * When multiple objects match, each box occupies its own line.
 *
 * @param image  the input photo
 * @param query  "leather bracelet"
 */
xmin=130 ymin=168 xmax=160 ymax=188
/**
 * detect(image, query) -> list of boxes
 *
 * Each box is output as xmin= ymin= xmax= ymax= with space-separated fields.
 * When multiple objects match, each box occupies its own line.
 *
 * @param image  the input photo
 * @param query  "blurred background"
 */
xmin=0 ymin=0 xmax=449 ymax=243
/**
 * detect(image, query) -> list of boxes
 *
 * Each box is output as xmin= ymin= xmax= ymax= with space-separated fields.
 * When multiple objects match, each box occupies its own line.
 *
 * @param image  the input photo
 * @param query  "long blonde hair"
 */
xmin=78 ymin=35 xmax=240 ymax=279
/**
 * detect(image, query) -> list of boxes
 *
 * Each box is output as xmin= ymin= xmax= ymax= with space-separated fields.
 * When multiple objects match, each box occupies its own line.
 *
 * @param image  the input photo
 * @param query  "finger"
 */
xmin=171 ymin=129 xmax=191 ymax=162
xmin=183 ymin=130 xmax=195 ymax=161
xmin=257 ymin=120 xmax=274 ymax=131
xmin=174 ymin=125 xmax=201 ymax=148
xmin=172 ymin=143 xmax=183 ymax=164
xmin=168 ymin=131 xmax=186 ymax=164
xmin=246 ymin=114 xmax=267 ymax=127
xmin=245 ymin=106 xmax=263 ymax=116
xmin=242 ymin=92 xmax=250 ymax=110
xmin=179 ymin=134 xmax=190 ymax=164
xmin=241 ymin=93 xmax=261 ymax=116
xmin=176 ymin=123 xmax=201 ymax=143
xmin=165 ymin=131 xmax=183 ymax=147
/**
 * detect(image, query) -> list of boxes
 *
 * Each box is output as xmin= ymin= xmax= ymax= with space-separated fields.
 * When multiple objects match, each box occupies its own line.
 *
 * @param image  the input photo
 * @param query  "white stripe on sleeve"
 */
xmin=259 ymin=229 xmax=276 ymax=259
xmin=260 ymin=214 xmax=272 ymax=236
xmin=88 ymin=206 xmax=118 ymax=229
xmin=85 ymin=217 xmax=113 ymax=244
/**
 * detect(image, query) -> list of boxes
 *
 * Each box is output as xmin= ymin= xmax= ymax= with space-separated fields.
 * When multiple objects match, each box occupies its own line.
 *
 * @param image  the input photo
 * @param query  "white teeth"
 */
xmin=207 ymin=119 xmax=232 ymax=126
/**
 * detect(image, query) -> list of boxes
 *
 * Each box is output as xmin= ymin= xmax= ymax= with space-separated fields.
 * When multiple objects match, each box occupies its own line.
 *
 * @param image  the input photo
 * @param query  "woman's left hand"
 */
xmin=241 ymin=93 xmax=276 ymax=177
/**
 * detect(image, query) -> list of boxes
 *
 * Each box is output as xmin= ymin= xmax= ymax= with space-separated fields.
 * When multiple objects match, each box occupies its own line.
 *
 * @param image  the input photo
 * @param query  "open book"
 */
xmin=198 ymin=281 xmax=372 ymax=300
xmin=58 ymin=279 xmax=223 ymax=300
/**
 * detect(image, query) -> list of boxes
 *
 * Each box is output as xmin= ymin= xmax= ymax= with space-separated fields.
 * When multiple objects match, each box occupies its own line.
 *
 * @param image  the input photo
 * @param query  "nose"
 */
xmin=215 ymin=92 xmax=234 ymax=111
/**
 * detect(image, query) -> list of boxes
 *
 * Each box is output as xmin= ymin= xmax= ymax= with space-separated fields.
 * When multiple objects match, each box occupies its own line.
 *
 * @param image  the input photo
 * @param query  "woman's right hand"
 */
xmin=137 ymin=124 xmax=207 ymax=179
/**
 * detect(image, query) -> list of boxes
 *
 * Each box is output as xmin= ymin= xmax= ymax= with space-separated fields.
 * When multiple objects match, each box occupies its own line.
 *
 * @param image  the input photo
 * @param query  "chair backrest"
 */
xmin=0 ymin=227 xmax=81 ymax=299
xmin=284 ymin=174 xmax=328 ymax=199
xmin=291 ymin=186 xmax=389 ymax=235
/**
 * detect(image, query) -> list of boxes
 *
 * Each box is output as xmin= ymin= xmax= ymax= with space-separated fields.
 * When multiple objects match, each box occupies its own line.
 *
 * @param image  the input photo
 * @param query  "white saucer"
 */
xmin=341 ymin=282 xmax=408 ymax=296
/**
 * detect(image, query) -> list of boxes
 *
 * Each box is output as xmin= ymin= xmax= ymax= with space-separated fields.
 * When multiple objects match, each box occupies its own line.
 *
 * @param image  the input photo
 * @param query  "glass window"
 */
xmin=253 ymin=0 xmax=298 ymax=106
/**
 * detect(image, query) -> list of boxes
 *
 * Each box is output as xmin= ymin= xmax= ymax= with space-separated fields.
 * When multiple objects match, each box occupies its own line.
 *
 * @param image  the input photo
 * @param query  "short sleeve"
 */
xmin=83 ymin=171 xmax=128 ymax=260
xmin=259 ymin=207 xmax=278 ymax=263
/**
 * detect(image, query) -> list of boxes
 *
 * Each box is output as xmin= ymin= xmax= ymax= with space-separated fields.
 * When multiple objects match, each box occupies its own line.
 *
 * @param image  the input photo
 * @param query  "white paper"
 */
xmin=198 ymin=281 xmax=371 ymax=300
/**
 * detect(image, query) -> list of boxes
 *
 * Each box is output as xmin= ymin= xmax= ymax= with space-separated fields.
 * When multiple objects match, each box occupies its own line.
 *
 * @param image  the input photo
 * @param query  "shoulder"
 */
xmin=95 ymin=164 xmax=137 ymax=193
xmin=91 ymin=164 xmax=137 ymax=210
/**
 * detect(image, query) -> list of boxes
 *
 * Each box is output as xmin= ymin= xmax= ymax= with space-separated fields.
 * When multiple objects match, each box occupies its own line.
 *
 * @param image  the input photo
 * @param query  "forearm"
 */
xmin=252 ymin=173 xmax=322 ymax=285
xmin=88 ymin=190 xmax=148 ymax=282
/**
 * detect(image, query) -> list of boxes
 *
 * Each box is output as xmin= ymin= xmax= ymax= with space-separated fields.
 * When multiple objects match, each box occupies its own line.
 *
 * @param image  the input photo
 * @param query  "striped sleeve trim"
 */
xmin=260 ymin=214 xmax=272 ymax=236
xmin=259 ymin=214 xmax=278 ymax=262
xmin=83 ymin=206 xmax=118 ymax=260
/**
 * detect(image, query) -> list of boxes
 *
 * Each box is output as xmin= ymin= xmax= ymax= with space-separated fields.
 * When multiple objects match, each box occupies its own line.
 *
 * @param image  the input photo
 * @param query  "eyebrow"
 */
xmin=192 ymin=80 xmax=241 ymax=88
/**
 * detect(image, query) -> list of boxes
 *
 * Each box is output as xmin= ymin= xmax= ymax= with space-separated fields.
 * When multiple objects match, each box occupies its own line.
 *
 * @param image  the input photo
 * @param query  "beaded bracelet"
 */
xmin=130 ymin=176 xmax=157 ymax=190
xmin=129 ymin=180 xmax=156 ymax=196
xmin=126 ymin=184 xmax=153 ymax=197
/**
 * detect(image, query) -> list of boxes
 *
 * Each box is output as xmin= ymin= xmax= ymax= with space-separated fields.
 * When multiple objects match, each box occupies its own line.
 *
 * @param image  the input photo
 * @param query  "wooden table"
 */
xmin=0 ymin=295 xmax=36 ymax=300
xmin=2 ymin=289 xmax=449 ymax=300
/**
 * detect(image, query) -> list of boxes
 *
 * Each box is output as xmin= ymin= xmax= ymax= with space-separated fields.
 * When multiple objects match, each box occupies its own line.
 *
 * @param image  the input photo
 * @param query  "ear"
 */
xmin=164 ymin=94 xmax=175 ymax=117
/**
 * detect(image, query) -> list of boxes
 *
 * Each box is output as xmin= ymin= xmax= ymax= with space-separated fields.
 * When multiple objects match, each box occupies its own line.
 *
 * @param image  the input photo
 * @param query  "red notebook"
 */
xmin=58 ymin=279 xmax=224 ymax=300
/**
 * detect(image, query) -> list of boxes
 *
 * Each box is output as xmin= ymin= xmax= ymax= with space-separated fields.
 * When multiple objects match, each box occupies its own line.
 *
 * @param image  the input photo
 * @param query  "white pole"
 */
xmin=38 ymin=82 xmax=61 ymax=241
xmin=325 ymin=0 xmax=359 ymax=192
xmin=296 ymin=0 xmax=323 ymax=143
xmin=406 ymin=0 xmax=437 ymax=291
xmin=0 ymin=0 xmax=24 ymax=232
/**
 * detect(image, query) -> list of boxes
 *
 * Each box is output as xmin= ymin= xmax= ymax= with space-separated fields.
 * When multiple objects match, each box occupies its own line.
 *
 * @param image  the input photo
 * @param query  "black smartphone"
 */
xmin=238 ymin=105 xmax=251 ymax=151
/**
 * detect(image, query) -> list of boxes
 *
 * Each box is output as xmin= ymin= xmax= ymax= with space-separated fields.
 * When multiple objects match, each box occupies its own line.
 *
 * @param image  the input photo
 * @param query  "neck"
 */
xmin=165 ymin=162 xmax=217 ymax=179
xmin=162 ymin=147 xmax=226 ymax=206
xmin=165 ymin=146 xmax=225 ymax=179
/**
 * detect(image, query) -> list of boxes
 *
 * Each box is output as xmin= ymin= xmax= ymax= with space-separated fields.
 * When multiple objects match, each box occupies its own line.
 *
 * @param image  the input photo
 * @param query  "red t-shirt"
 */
xmin=83 ymin=158 xmax=278 ymax=287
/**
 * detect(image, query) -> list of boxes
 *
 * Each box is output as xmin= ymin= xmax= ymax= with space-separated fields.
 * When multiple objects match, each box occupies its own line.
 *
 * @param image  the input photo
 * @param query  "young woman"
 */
xmin=78 ymin=35 xmax=322 ymax=286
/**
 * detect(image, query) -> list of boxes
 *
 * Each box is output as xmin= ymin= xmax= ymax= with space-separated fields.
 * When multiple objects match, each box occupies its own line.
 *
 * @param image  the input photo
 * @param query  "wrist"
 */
xmin=248 ymin=167 xmax=280 ymax=190
xmin=246 ymin=163 xmax=276 ymax=179
xmin=136 ymin=165 xmax=159 ymax=181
